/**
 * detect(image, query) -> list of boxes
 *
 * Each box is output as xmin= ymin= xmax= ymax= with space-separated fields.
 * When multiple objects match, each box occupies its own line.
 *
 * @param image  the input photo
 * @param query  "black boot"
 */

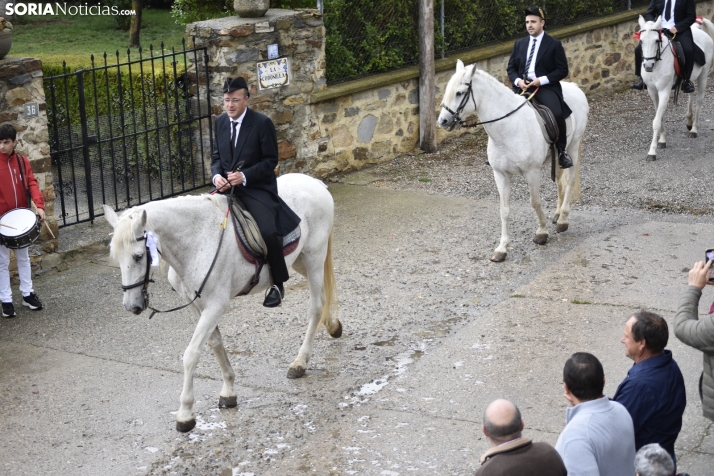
xmin=681 ymin=79 xmax=694 ymax=93
xmin=631 ymin=78 xmax=646 ymax=90
xmin=263 ymin=283 xmax=284 ymax=307
xmin=558 ymin=151 xmax=573 ymax=169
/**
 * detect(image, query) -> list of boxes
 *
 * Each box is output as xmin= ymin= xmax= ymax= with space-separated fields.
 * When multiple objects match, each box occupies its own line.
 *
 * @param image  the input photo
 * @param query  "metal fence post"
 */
xmin=76 ymin=72 xmax=95 ymax=223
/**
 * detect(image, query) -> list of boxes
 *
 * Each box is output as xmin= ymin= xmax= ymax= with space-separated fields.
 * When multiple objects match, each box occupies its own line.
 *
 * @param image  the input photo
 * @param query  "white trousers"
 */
xmin=0 ymin=245 xmax=34 ymax=303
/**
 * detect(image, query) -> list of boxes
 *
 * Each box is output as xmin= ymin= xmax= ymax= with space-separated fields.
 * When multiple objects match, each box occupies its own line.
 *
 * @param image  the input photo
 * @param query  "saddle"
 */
xmin=671 ymin=39 xmax=686 ymax=78
xmin=229 ymin=198 xmax=300 ymax=296
xmin=527 ymin=99 xmax=560 ymax=181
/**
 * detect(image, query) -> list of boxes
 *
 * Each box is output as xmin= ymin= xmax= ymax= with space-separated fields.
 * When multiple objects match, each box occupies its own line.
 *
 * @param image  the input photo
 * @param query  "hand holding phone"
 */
xmin=706 ymin=249 xmax=714 ymax=282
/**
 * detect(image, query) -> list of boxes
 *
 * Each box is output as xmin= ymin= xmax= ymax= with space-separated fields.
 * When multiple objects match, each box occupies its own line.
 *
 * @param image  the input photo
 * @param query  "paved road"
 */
xmin=1 ymin=179 xmax=713 ymax=475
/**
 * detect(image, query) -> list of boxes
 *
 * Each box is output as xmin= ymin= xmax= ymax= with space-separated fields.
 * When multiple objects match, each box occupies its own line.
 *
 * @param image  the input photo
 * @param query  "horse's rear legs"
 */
xmin=208 ymin=326 xmax=237 ymax=408
xmin=553 ymin=166 xmax=576 ymax=233
xmin=524 ymin=168 xmax=548 ymax=245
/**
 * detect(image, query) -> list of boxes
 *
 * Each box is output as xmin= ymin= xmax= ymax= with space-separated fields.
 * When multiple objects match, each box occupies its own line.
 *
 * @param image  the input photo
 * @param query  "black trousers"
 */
xmin=634 ymin=29 xmax=694 ymax=80
xmin=233 ymin=190 xmax=290 ymax=285
xmin=532 ymin=87 xmax=567 ymax=153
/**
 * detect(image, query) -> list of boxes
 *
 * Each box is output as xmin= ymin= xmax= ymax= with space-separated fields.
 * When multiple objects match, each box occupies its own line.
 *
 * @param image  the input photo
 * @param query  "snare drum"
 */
xmin=0 ymin=208 xmax=41 ymax=249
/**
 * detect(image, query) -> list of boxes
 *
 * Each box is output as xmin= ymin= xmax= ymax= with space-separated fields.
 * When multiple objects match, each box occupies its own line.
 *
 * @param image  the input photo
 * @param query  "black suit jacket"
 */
xmin=645 ymin=0 xmax=696 ymax=33
xmin=507 ymin=32 xmax=572 ymax=118
xmin=210 ymin=108 xmax=300 ymax=236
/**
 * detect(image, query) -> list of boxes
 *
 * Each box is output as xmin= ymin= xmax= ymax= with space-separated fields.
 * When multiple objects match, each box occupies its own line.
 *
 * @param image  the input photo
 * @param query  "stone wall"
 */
xmin=188 ymin=9 xmax=326 ymax=176
xmin=0 ymin=56 xmax=59 ymax=273
xmin=191 ymin=2 xmax=714 ymax=177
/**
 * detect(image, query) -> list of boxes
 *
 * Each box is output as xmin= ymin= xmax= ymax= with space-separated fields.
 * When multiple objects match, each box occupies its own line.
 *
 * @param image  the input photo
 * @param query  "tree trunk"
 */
xmin=129 ymin=0 xmax=142 ymax=48
xmin=418 ymin=0 xmax=436 ymax=153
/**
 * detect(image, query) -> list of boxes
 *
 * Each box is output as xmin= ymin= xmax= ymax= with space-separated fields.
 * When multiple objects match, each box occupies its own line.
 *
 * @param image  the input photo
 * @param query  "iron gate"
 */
xmin=46 ymin=41 xmax=213 ymax=227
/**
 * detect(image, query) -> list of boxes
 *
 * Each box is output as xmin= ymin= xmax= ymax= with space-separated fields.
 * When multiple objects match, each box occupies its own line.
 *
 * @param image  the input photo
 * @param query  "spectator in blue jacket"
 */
xmin=613 ymin=310 xmax=686 ymax=466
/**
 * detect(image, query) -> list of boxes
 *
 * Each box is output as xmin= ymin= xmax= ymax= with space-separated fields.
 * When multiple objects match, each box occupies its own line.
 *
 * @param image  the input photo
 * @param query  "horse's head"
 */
xmin=104 ymin=205 xmax=153 ymax=315
xmin=638 ymin=15 xmax=663 ymax=73
xmin=438 ymin=59 xmax=476 ymax=130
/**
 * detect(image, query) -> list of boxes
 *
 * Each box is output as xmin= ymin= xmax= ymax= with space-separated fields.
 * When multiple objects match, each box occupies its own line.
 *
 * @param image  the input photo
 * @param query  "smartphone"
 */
xmin=706 ymin=249 xmax=714 ymax=281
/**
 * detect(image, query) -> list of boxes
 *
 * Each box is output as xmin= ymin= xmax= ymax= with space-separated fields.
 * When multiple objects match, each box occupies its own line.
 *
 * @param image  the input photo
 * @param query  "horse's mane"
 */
xmin=443 ymin=64 xmax=507 ymax=105
xmin=109 ymin=193 xmax=228 ymax=258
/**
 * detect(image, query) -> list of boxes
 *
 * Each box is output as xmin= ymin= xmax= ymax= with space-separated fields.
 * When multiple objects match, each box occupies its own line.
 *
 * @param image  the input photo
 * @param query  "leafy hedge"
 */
xmin=324 ymin=0 xmax=650 ymax=83
xmin=171 ymin=0 xmax=314 ymax=25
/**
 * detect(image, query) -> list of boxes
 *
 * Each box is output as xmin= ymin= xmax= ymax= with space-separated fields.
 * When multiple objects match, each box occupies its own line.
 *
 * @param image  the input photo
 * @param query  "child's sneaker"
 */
xmin=2 ymin=302 xmax=16 ymax=318
xmin=22 ymin=293 xmax=43 ymax=310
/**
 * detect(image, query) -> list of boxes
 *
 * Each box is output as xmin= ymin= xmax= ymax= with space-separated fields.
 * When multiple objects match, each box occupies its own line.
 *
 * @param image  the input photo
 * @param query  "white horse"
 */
xmin=103 ymin=173 xmax=341 ymax=432
xmin=639 ymin=15 xmax=714 ymax=160
xmin=438 ymin=61 xmax=589 ymax=262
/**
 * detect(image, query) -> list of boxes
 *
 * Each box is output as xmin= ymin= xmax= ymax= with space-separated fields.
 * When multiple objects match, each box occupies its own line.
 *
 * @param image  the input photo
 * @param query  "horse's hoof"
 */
xmin=176 ymin=419 xmax=196 ymax=433
xmin=490 ymin=252 xmax=507 ymax=262
xmin=646 ymin=155 xmax=657 ymax=162
xmin=329 ymin=320 xmax=342 ymax=338
xmin=552 ymin=213 xmax=560 ymax=225
xmin=533 ymin=234 xmax=548 ymax=245
xmin=687 ymin=124 xmax=692 ymax=131
xmin=287 ymin=367 xmax=306 ymax=379
xmin=219 ymin=395 xmax=237 ymax=408
xmin=689 ymin=132 xmax=697 ymax=138
xmin=657 ymin=142 xmax=666 ymax=149
xmin=556 ymin=223 xmax=569 ymax=233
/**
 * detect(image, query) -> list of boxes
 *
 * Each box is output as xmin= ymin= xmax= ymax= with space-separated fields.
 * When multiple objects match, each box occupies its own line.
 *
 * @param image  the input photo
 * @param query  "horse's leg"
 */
xmin=175 ymin=307 xmax=224 ymax=432
xmin=553 ymin=167 xmax=565 ymax=225
xmin=206 ymin=326 xmax=237 ymax=408
xmin=287 ymin=244 xmax=336 ymax=379
xmin=523 ymin=167 xmax=548 ymax=244
xmin=646 ymin=88 xmax=668 ymax=160
xmin=491 ymin=169 xmax=512 ymax=262
xmin=689 ymin=68 xmax=707 ymax=138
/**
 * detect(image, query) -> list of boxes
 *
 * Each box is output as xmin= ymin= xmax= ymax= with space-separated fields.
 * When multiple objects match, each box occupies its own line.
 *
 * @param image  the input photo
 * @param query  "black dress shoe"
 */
xmin=681 ymin=79 xmax=694 ymax=93
xmin=263 ymin=284 xmax=284 ymax=307
xmin=558 ymin=151 xmax=574 ymax=169
xmin=631 ymin=79 xmax=646 ymax=90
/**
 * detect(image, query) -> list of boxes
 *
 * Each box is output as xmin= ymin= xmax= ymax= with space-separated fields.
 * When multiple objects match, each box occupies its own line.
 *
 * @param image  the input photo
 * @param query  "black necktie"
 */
xmin=525 ymin=38 xmax=537 ymax=77
xmin=230 ymin=121 xmax=238 ymax=154
xmin=664 ymin=0 xmax=671 ymax=21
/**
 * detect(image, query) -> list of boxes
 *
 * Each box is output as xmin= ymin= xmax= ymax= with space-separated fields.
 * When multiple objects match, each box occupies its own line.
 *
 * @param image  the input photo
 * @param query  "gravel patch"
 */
xmin=332 ymin=75 xmax=714 ymax=217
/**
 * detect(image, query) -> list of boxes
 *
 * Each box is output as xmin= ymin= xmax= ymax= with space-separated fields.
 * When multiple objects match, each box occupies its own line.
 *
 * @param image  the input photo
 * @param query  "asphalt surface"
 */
xmin=2 ymin=86 xmax=714 ymax=475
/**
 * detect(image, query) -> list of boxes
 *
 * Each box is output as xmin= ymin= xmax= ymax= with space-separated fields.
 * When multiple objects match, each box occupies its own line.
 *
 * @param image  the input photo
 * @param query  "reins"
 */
xmin=441 ymin=79 xmax=538 ymax=129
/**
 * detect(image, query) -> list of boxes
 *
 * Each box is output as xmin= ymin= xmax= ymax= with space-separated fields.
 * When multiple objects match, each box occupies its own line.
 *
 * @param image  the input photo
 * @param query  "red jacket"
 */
xmin=0 ymin=151 xmax=45 ymax=216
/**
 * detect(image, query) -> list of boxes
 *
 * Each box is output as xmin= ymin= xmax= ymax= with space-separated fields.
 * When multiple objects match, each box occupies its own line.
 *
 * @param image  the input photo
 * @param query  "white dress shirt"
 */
xmin=213 ymin=108 xmax=248 ymax=187
xmin=661 ymin=0 xmax=676 ymax=30
xmin=514 ymin=31 xmax=551 ymax=88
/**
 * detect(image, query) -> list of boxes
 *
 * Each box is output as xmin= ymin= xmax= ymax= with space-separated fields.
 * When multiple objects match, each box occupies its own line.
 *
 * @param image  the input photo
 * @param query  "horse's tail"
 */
xmin=700 ymin=19 xmax=714 ymax=71
xmin=319 ymin=229 xmax=340 ymax=337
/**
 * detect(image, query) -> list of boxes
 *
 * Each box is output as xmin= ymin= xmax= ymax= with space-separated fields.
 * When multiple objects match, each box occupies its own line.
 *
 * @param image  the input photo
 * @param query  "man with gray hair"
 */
xmin=475 ymin=399 xmax=566 ymax=475
xmin=635 ymin=443 xmax=675 ymax=476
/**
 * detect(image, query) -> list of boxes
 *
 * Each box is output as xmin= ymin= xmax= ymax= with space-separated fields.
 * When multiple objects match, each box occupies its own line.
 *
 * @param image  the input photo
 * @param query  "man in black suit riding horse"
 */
xmin=507 ymin=6 xmax=573 ymax=169
xmin=211 ymin=77 xmax=300 ymax=308
xmin=632 ymin=0 xmax=701 ymax=93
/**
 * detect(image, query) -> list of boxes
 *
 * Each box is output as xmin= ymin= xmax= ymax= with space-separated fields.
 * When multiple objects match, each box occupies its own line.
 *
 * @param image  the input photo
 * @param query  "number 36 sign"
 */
xmin=24 ymin=102 xmax=39 ymax=118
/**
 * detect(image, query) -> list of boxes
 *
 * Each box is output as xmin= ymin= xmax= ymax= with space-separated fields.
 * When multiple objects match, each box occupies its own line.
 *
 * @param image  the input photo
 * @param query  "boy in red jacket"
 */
xmin=0 ymin=124 xmax=45 ymax=317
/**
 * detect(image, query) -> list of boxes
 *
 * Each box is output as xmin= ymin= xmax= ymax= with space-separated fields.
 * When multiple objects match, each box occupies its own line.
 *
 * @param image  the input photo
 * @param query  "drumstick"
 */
xmin=30 ymin=201 xmax=56 ymax=239
xmin=0 ymin=223 xmax=17 ymax=230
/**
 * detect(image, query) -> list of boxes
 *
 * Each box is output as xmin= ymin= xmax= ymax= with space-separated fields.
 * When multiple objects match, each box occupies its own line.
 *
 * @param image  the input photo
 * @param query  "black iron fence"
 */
xmin=325 ymin=0 xmax=651 ymax=84
xmin=46 ymin=41 xmax=213 ymax=227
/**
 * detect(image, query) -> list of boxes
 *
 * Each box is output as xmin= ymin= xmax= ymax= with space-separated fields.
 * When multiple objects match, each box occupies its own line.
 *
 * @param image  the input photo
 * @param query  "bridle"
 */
xmin=120 ymin=208 xmax=230 ymax=319
xmin=440 ymin=77 xmax=535 ymax=130
xmin=641 ymin=28 xmax=673 ymax=66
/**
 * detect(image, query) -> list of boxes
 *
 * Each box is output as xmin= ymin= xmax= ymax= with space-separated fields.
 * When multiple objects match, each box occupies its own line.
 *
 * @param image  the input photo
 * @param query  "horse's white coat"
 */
xmin=639 ymin=16 xmax=714 ymax=158
xmin=104 ymin=173 xmax=340 ymax=431
xmin=438 ymin=62 xmax=589 ymax=261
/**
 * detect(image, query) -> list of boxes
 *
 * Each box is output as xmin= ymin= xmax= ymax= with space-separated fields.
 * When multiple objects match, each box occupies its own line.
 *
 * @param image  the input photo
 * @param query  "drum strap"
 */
xmin=14 ymin=153 xmax=32 ymax=209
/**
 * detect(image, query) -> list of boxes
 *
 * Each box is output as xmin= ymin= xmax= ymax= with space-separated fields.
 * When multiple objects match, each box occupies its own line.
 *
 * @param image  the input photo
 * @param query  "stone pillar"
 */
xmin=0 ymin=56 xmax=59 ymax=274
xmin=188 ymin=9 xmax=326 ymax=175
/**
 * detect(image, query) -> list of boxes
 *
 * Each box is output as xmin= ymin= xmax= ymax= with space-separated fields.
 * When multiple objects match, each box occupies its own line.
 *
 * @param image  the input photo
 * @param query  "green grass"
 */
xmin=10 ymin=8 xmax=186 ymax=70
xmin=418 ymin=177 xmax=431 ymax=183
xmin=510 ymin=294 xmax=525 ymax=298
xmin=571 ymin=299 xmax=592 ymax=305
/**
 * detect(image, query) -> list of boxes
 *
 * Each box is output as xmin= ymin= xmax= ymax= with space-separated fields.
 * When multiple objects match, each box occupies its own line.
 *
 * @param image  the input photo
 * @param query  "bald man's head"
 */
xmin=482 ymin=399 xmax=523 ymax=444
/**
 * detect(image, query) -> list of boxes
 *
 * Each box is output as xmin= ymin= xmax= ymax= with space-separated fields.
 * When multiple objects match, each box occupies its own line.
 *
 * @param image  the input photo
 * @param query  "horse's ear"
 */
xmin=456 ymin=59 xmax=464 ymax=72
xmin=130 ymin=209 xmax=147 ymax=238
xmin=654 ymin=15 xmax=662 ymax=29
xmin=104 ymin=205 xmax=118 ymax=229
xmin=638 ymin=15 xmax=646 ymax=30
xmin=470 ymin=65 xmax=479 ymax=79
